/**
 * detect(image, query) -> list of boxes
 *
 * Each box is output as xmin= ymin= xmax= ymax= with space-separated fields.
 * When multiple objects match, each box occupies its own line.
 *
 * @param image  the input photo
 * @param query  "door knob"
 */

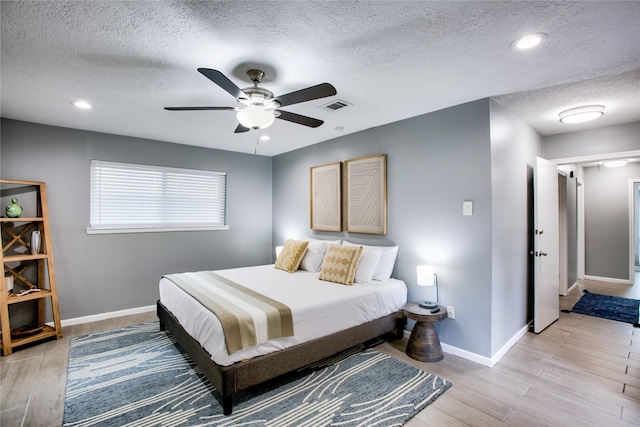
xmin=539 ymin=251 xmax=548 ymax=256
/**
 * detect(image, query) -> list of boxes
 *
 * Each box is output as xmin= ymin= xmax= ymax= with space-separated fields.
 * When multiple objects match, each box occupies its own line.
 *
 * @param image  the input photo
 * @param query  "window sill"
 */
xmin=86 ymin=225 xmax=230 ymax=235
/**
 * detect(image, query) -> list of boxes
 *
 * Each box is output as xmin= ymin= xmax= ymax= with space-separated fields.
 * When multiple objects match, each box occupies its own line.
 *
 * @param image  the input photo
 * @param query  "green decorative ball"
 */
xmin=5 ymin=198 xmax=23 ymax=218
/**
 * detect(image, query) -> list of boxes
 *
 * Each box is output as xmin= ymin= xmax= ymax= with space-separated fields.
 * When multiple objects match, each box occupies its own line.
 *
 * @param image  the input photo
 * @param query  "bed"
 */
xmin=157 ymin=241 xmax=407 ymax=415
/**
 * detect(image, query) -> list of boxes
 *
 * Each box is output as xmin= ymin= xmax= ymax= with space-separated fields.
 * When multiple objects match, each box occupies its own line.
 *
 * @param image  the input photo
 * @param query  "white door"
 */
xmin=533 ymin=157 xmax=560 ymax=333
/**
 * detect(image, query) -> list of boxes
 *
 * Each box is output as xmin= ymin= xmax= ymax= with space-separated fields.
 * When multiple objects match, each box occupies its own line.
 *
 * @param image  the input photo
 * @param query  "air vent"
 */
xmin=320 ymin=99 xmax=351 ymax=112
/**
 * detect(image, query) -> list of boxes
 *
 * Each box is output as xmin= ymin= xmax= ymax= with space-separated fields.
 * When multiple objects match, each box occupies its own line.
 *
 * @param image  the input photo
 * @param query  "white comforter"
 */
xmin=159 ymin=264 xmax=407 ymax=366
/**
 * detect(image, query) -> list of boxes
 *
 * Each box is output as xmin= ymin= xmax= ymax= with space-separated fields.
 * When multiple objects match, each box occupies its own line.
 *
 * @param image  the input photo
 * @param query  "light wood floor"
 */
xmin=1 ymin=277 xmax=639 ymax=426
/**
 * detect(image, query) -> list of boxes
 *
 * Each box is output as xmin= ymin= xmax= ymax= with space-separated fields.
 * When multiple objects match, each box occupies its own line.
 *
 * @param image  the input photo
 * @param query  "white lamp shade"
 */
xmin=417 ymin=265 xmax=435 ymax=286
xmin=237 ymin=105 xmax=275 ymax=129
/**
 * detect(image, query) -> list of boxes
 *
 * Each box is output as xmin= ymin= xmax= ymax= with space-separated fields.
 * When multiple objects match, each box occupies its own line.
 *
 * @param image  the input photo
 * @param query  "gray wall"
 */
xmin=583 ymin=162 xmax=640 ymax=280
xmin=489 ymin=100 xmax=543 ymax=353
xmin=273 ymin=98 xmax=535 ymax=358
xmin=1 ymin=119 xmax=273 ymax=320
xmin=543 ymin=122 xmax=640 ymax=160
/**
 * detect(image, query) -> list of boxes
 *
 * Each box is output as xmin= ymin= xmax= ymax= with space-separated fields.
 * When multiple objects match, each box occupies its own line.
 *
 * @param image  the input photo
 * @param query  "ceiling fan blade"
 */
xmin=272 ymin=83 xmax=336 ymax=108
xmin=234 ymin=124 xmax=250 ymax=133
xmin=164 ymin=106 xmax=235 ymax=111
xmin=198 ymin=68 xmax=249 ymax=102
xmin=275 ymin=110 xmax=324 ymax=128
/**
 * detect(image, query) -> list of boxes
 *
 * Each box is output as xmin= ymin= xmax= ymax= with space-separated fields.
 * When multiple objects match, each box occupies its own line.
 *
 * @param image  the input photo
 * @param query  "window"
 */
xmin=88 ymin=160 xmax=228 ymax=234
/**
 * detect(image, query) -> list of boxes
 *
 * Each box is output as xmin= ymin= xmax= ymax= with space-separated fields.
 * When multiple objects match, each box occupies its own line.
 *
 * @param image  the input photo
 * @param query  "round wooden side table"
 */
xmin=403 ymin=302 xmax=447 ymax=362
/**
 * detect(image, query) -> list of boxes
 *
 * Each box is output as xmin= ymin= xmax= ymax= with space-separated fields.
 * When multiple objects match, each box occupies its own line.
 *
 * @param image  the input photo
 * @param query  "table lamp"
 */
xmin=417 ymin=265 xmax=438 ymax=309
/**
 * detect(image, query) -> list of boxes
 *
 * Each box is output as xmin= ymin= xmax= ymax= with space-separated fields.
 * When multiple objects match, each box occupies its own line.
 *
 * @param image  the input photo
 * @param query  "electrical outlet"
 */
xmin=446 ymin=306 xmax=455 ymax=319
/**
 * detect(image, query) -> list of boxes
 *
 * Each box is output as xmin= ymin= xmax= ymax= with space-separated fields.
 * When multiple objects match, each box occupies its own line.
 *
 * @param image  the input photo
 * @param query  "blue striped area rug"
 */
xmin=63 ymin=322 xmax=451 ymax=426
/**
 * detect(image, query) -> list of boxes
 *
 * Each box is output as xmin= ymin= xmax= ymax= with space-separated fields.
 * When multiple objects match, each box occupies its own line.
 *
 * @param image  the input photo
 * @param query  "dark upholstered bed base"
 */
xmin=157 ymin=300 xmax=406 ymax=415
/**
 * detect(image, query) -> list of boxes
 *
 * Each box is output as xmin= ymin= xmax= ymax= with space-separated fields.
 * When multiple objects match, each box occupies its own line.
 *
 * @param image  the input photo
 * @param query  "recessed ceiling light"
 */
xmin=603 ymin=160 xmax=628 ymax=168
xmin=510 ymin=33 xmax=548 ymax=50
xmin=71 ymin=100 xmax=92 ymax=110
xmin=558 ymin=105 xmax=605 ymax=123
xmin=259 ymin=135 xmax=270 ymax=141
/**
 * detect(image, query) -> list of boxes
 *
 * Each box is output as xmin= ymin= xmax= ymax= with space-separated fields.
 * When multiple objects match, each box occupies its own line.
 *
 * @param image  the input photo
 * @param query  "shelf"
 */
xmin=0 ymin=324 xmax=59 ymax=354
xmin=1 ymin=179 xmax=62 ymax=355
xmin=6 ymin=289 xmax=52 ymax=304
xmin=0 ymin=217 xmax=44 ymax=222
xmin=0 ymin=179 xmax=44 ymax=186
xmin=2 ymin=253 xmax=48 ymax=262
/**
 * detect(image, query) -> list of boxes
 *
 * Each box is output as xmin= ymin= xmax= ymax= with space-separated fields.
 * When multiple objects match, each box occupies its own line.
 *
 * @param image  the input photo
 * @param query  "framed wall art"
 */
xmin=310 ymin=162 xmax=342 ymax=231
xmin=345 ymin=154 xmax=387 ymax=234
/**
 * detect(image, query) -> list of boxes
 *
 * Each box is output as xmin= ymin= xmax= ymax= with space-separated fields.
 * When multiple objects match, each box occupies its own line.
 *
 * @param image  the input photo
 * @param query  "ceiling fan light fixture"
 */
xmin=249 ymin=93 xmax=266 ymax=104
xmin=236 ymin=105 xmax=275 ymax=130
xmin=558 ymin=105 xmax=605 ymax=123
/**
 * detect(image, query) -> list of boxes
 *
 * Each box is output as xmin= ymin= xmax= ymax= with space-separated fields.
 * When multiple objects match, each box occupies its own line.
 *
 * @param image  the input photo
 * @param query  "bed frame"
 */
xmin=157 ymin=300 xmax=406 ymax=415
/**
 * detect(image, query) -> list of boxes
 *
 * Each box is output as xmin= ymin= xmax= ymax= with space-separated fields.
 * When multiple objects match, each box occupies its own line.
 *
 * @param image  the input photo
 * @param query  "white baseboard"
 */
xmin=403 ymin=324 xmax=528 ymax=368
xmin=567 ymin=282 xmax=579 ymax=294
xmin=53 ymin=305 xmax=156 ymax=327
xmin=584 ymin=275 xmax=632 ymax=285
xmin=486 ymin=324 xmax=529 ymax=367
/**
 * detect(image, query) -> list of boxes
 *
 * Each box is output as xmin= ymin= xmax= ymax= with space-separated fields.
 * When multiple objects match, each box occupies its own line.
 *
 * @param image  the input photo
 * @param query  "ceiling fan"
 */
xmin=165 ymin=68 xmax=337 ymax=133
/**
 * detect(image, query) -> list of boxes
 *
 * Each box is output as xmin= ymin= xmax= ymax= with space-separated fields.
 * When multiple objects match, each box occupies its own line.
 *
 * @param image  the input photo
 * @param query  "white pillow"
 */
xmin=299 ymin=238 xmax=342 ymax=272
xmin=353 ymin=247 xmax=381 ymax=283
xmin=343 ymin=241 xmax=399 ymax=281
xmin=306 ymin=237 xmax=342 ymax=246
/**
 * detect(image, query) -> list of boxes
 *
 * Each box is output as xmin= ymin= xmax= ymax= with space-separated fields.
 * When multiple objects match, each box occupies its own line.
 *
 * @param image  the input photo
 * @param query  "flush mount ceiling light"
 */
xmin=510 ymin=33 xmax=548 ymax=50
xmin=603 ymin=160 xmax=628 ymax=168
xmin=558 ymin=105 xmax=605 ymax=123
xmin=71 ymin=100 xmax=92 ymax=109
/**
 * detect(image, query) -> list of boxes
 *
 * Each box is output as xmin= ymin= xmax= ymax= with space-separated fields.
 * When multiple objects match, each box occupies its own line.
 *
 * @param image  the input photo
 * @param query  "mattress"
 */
xmin=159 ymin=264 xmax=407 ymax=366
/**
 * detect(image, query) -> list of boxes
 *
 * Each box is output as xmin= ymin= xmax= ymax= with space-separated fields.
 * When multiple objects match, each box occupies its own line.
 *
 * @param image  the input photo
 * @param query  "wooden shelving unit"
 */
xmin=0 ymin=179 xmax=62 ymax=355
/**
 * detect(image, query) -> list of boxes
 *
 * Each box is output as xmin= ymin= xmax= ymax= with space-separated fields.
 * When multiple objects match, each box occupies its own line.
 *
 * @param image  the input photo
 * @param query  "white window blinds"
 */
xmin=90 ymin=160 xmax=227 ymax=232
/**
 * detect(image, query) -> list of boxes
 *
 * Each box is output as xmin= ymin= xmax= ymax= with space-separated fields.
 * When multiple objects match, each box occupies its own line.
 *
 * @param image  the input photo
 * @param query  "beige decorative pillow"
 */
xmin=319 ymin=244 xmax=363 ymax=285
xmin=274 ymin=239 xmax=309 ymax=273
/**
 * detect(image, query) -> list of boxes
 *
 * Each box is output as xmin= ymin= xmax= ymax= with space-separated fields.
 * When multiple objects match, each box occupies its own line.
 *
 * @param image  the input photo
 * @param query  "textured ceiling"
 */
xmin=1 ymin=1 xmax=639 ymax=157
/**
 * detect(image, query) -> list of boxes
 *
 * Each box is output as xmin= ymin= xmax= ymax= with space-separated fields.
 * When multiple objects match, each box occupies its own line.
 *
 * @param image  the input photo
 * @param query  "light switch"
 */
xmin=463 ymin=200 xmax=473 ymax=216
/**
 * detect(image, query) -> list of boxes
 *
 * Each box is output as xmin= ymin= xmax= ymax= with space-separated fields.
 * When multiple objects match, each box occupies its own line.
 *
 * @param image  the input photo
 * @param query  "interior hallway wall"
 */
xmin=583 ymin=162 xmax=640 ymax=281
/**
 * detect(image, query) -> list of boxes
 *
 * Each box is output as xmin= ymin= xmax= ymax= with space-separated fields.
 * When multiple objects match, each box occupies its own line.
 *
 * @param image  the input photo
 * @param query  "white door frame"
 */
xmin=630 ymin=179 xmax=640 ymax=283
xmin=576 ymin=178 xmax=585 ymax=281
xmin=558 ymin=171 xmax=569 ymax=295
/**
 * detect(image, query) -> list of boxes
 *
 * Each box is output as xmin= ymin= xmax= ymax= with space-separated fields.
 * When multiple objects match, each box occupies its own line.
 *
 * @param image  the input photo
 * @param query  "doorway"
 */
xmin=557 ymin=153 xmax=640 ymax=285
xmin=558 ymin=172 xmax=579 ymax=295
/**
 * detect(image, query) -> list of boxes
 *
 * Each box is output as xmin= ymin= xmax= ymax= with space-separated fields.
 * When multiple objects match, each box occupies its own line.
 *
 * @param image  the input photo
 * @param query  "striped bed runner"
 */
xmin=164 ymin=271 xmax=293 ymax=354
